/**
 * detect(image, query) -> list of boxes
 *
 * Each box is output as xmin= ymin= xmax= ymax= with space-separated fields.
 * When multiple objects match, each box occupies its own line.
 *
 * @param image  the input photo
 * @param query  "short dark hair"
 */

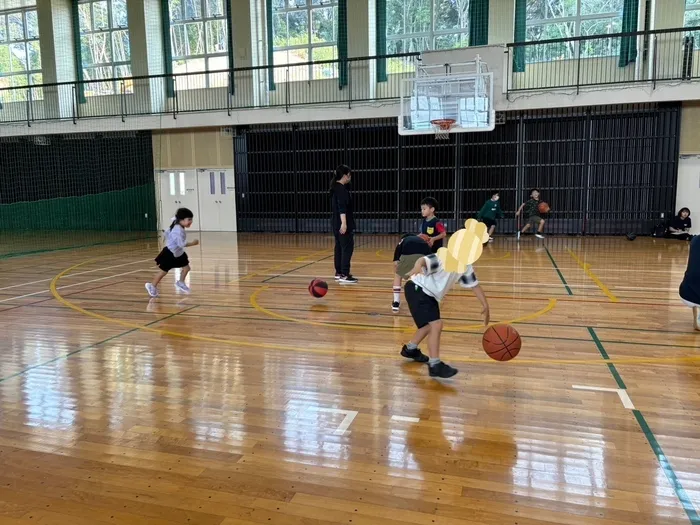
xmin=491 ymin=190 xmax=500 ymax=197
xmin=530 ymin=188 xmax=540 ymax=195
xmin=679 ymin=207 xmax=691 ymax=216
xmin=421 ymin=197 xmax=438 ymax=210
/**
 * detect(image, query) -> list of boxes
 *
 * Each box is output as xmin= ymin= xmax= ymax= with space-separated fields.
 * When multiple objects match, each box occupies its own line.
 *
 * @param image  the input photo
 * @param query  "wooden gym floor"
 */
xmin=0 ymin=232 xmax=698 ymax=525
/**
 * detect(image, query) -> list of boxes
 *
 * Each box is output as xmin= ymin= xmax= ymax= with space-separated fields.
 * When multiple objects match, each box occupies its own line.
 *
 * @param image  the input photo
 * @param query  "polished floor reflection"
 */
xmin=0 ymin=233 xmax=698 ymax=524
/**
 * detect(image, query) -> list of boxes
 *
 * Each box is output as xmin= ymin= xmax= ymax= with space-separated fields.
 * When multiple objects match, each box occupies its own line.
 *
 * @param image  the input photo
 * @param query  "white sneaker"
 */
xmin=535 ymin=233 xmax=545 ymax=239
xmin=175 ymin=281 xmax=191 ymax=294
xmin=694 ymin=307 xmax=700 ymax=331
xmin=145 ymin=283 xmax=159 ymax=298
xmin=516 ymin=232 xmax=521 ymax=241
xmin=488 ymin=237 xmax=494 ymax=243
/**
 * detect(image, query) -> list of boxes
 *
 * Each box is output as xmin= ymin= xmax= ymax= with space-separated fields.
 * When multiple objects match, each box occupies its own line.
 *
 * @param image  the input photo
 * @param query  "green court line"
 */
xmin=544 ymin=245 xmax=573 ymax=295
xmin=0 ymin=305 xmax=198 ymax=384
xmin=0 ymin=235 xmax=155 ymax=261
xmin=587 ymin=326 xmax=700 ymax=524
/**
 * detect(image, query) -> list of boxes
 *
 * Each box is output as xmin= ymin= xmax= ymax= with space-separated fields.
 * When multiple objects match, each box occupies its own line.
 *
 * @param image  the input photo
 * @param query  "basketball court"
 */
xmin=0 ymin=232 xmax=698 ymax=524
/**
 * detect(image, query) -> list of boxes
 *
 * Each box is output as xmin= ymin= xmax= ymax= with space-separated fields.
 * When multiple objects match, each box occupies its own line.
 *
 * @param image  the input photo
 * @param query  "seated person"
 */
xmin=667 ymin=208 xmax=692 ymax=241
xmin=679 ymin=235 xmax=700 ymax=331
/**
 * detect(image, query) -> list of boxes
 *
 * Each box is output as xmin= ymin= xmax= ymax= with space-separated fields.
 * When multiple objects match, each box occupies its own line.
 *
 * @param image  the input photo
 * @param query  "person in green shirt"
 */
xmin=476 ymin=190 xmax=504 ymax=241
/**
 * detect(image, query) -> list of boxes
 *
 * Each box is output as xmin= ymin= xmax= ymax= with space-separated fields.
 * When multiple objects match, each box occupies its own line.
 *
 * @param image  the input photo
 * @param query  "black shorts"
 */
xmin=404 ymin=281 xmax=440 ymax=328
xmin=155 ymin=248 xmax=189 ymax=272
xmin=480 ymin=217 xmax=497 ymax=228
xmin=393 ymin=235 xmax=432 ymax=262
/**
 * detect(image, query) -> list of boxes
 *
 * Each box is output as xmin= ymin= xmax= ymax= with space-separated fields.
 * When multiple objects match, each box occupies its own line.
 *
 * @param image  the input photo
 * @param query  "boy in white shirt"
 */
xmin=401 ymin=253 xmax=490 ymax=378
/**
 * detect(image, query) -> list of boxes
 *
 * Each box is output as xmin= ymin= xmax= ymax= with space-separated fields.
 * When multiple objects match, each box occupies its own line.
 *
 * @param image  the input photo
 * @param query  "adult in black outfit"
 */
xmin=330 ymin=164 xmax=358 ymax=284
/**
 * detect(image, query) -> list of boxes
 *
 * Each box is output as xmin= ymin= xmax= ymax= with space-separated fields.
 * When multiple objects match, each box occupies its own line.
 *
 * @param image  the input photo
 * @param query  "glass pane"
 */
xmin=25 ymin=10 xmax=38 ymax=38
xmin=312 ymin=45 xmax=337 ymax=78
xmin=387 ymin=36 xmax=430 ymax=54
xmin=185 ymin=22 xmax=204 ymax=55
xmin=434 ymin=32 xmax=468 ymax=50
xmin=8 ymin=12 xmax=24 ymax=40
xmin=27 ymin=40 xmax=40 ymax=69
xmin=312 ymin=0 xmax=335 ymax=4
xmin=206 ymin=19 xmax=227 ymax=53
xmin=525 ymin=22 xmax=575 ymax=61
xmin=0 ymin=44 xmax=9 ymax=73
xmin=288 ymin=0 xmax=306 ymax=6
xmin=169 ymin=0 xmax=182 ymax=21
xmin=273 ymin=48 xmax=308 ymax=82
xmin=210 ymin=172 xmax=216 ymax=194
xmin=220 ymin=172 xmax=226 ymax=194
xmin=386 ymin=0 xmax=429 ymax=36
xmin=9 ymin=42 xmax=27 ymax=72
xmin=81 ymin=32 xmax=112 ymax=66
xmin=287 ymin=10 xmax=309 ymax=45
xmin=688 ymin=0 xmax=700 ymax=5
xmin=30 ymin=72 xmax=43 ymax=99
xmin=179 ymin=173 xmax=186 ymax=195
xmin=174 ymin=57 xmax=205 ymax=89
xmin=184 ymin=0 xmax=202 ymax=19
xmin=526 ymin=0 xmax=577 ymax=21
xmin=84 ymin=66 xmax=115 ymax=96
xmin=78 ymin=3 xmax=92 ymax=31
xmin=170 ymin=24 xmax=187 ymax=57
xmin=272 ymin=13 xmax=288 ymax=47
xmin=169 ymin=173 xmax=176 ymax=196
xmin=580 ymin=0 xmax=623 ymax=16
xmin=311 ymin=7 xmax=335 ymax=43
xmin=112 ymin=29 xmax=130 ymax=61
xmin=112 ymin=0 xmax=128 ymax=27
xmin=93 ymin=1 xmax=109 ymax=29
xmin=435 ymin=0 xmax=468 ymax=31
xmin=207 ymin=56 xmax=228 ymax=85
xmin=0 ymin=16 xmax=6 ymax=42
xmin=12 ymin=74 xmax=27 ymax=87
xmin=207 ymin=0 xmax=223 ymax=17
xmin=115 ymin=64 xmax=131 ymax=77
xmin=271 ymin=0 xmax=284 ymax=8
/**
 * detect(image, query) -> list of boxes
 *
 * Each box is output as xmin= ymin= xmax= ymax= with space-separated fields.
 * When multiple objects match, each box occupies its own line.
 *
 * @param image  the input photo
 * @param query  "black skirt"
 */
xmin=155 ymin=247 xmax=189 ymax=272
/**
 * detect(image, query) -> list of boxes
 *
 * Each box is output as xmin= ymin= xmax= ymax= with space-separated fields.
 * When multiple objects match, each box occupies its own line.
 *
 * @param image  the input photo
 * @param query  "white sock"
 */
xmin=406 ymin=342 xmax=418 ymax=350
xmin=428 ymin=357 xmax=441 ymax=367
xmin=393 ymin=286 xmax=401 ymax=303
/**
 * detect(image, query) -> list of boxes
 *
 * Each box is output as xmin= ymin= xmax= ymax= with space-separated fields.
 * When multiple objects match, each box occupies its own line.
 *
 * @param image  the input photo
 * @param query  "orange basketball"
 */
xmin=538 ymin=202 xmax=550 ymax=214
xmin=418 ymin=234 xmax=430 ymax=242
xmin=308 ymin=279 xmax=328 ymax=298
xmin=482 ymin=324 xmax=521 ymax=362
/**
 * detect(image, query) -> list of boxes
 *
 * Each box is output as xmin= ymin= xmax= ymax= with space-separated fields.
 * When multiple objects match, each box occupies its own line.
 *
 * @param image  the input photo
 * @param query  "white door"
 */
xmin=196 ymin=168 xmax=236 ymax=231
xmin=158 ymin=170 xmax=200 ymax=231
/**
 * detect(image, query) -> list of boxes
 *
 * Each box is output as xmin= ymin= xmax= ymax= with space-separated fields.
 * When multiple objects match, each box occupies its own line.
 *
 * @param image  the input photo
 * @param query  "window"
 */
xmin=78 ymin=0 xmax=131 ymax=96
xmin=271 ymin=0 xmax=338 ymax=82
xmin=686 ymin=0 xmax=700 ymax=42
xmin=0 ymin=0 xmax=42 ymax=103
xmin=169 ymin=0 xmax=229 ymax=89
xmin=525 ymin=0 xmax=623 ymax=62
xmin=386 ymin=0 xmax=470 ymax=56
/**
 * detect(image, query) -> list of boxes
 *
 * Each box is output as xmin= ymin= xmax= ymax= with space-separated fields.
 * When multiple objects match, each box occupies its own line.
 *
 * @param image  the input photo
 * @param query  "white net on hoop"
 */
xmin=431 ymin=119 xmax=455 ymax=140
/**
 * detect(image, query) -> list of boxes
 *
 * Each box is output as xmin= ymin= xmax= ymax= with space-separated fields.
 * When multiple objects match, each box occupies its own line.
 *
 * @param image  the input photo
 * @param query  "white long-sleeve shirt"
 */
xmin=409 ymin=253 xmax=479 ymax=302
xmin=165 ymin=224 xmax=187 ymax=257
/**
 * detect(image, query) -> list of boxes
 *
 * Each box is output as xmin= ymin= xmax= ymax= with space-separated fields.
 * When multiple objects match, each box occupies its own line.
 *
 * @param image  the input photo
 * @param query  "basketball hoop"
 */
xmin=430 ymin=118 xmax=456 ymax=140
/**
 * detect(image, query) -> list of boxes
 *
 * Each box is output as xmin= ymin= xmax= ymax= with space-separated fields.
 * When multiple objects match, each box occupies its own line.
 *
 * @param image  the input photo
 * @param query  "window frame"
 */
xmin=271 ymin=0 xmax=339 ymax=82
xmin=385 ymin=0 xmax=470 ymax=55
xmin=525 ymin=0 xmax=624 ymax=62
xmin=169 ymin=0 xmax=229 ymax=90
xmin=0 ymin=3 xmax=42 ymax=103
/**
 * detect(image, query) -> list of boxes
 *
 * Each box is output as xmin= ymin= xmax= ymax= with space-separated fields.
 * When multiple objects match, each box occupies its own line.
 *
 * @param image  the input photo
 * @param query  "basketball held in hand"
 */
xmin=308 ymin=279 xmax=328 ymax=298
xmin=538 ymin=202 xmax=550 ymax=214
xmin=418 ymin=234 xmax=431 ymax=242
xmin=482 ymin=324 xmax=521 ymax=361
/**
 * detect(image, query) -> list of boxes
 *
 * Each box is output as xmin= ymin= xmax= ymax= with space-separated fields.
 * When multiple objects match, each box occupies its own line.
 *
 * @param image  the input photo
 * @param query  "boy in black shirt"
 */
xmin=667 ymin=208 xmax=692 ymax=241
xmin=330 ymin=164 xmax=357 ymax=284
xmin=419 ymin=197 xmax=447 ymax=253
xmin=516 ymin=189 xmax=545 ymax=240
xmin=679 ymin=235 xmax=700 ymax=331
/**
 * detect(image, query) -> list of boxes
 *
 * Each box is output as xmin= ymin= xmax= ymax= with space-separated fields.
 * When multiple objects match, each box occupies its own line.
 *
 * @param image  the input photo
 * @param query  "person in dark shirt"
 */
xmin=477 ymin=190 xmax=504 ymax=241
xmin=330 ymin=164 xmax=357 ymax=284
xmin=516 ymin=188 xmax=545 ymax=240
xmin=666 ymin=208 xmax=692 ymax=241
xmin=419 ymin=197 xmax=447 ymax=253
xmin=390 ymin=234 xmax=432 ymax=313
xmin=679 ymin=235 xmax=700 ymax=331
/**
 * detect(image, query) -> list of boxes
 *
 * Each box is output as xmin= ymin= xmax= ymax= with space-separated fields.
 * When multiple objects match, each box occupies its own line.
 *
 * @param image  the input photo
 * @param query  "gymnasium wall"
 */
xmin=152 ymin=129 xmax=234 ymax=169
xmin=677 ymin=102 xmax=700 ymax=234
xmin=0 ymin=132 xmax=156 ymax=231
xmin=234 ymin=103 xmax=681 ymax=236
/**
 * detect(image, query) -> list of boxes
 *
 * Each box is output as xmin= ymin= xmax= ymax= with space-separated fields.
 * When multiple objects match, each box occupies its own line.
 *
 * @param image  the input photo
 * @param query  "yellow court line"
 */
xmin=48 ymin=259 xmax=700 ymax=366
xmin=567 ymin=249 xmax=619 ymax=303
xmin=250 ymin=286 xmax=556 ymax=333
xmin=229 ymin=247 xmax=332 ymax=283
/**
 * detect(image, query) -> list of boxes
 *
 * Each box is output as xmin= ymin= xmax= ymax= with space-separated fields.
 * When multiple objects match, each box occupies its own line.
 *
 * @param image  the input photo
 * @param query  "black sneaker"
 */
xmin=401 ymin=345 xmax=429 ymax=363
xmin=334 ymin=273 xmax=342 ymax=281
xmin=339 ymin=275 xmax=358 ymax=285
xmin=392 ymin=301 xmax=400 ymax=313
xmin=429 ymin=361 xmax=458 ymax=378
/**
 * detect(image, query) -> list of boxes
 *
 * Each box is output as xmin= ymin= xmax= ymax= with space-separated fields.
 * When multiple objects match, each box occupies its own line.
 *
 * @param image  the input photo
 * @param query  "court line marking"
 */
xmin=586 ymin=327 xmax=700 ymax=524
xmin=229 ymin=247 xmax=333 ymax=284
xmin=391 ymin=415 xmax=420 ymax=423
xmin=308 ymin=408 xmax=358 ymax=436
xmin=543 ymin=246 xmax=573 ymax=295
xmin=250 ymin=286 xmax=557 ymax=333
xmin=0 ymin=269 xmax=145 ymax=304
xmin=0 ymin=258 xmax=153 ymax=292
xmin=567 ymin=249 xmax=619 ymax=303
xmin=50 ymin=259 xmax=700 ymax=366
xmin=572 ymin=385 xmax=635 ymax=409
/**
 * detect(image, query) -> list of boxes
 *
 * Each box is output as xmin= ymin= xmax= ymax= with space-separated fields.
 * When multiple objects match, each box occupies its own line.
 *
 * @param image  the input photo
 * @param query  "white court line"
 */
xmin=0 ymin=259 xmax=152 ymax=293
xmin=391 ymin=415 xmax=420 ymax=423
xmin=0 ymin=269 xmax=144 ymax=304
xmin=308 ymin=407 xmax=358 ymax=436
xmin=572 ymin=385 xmax=636 ymax=409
